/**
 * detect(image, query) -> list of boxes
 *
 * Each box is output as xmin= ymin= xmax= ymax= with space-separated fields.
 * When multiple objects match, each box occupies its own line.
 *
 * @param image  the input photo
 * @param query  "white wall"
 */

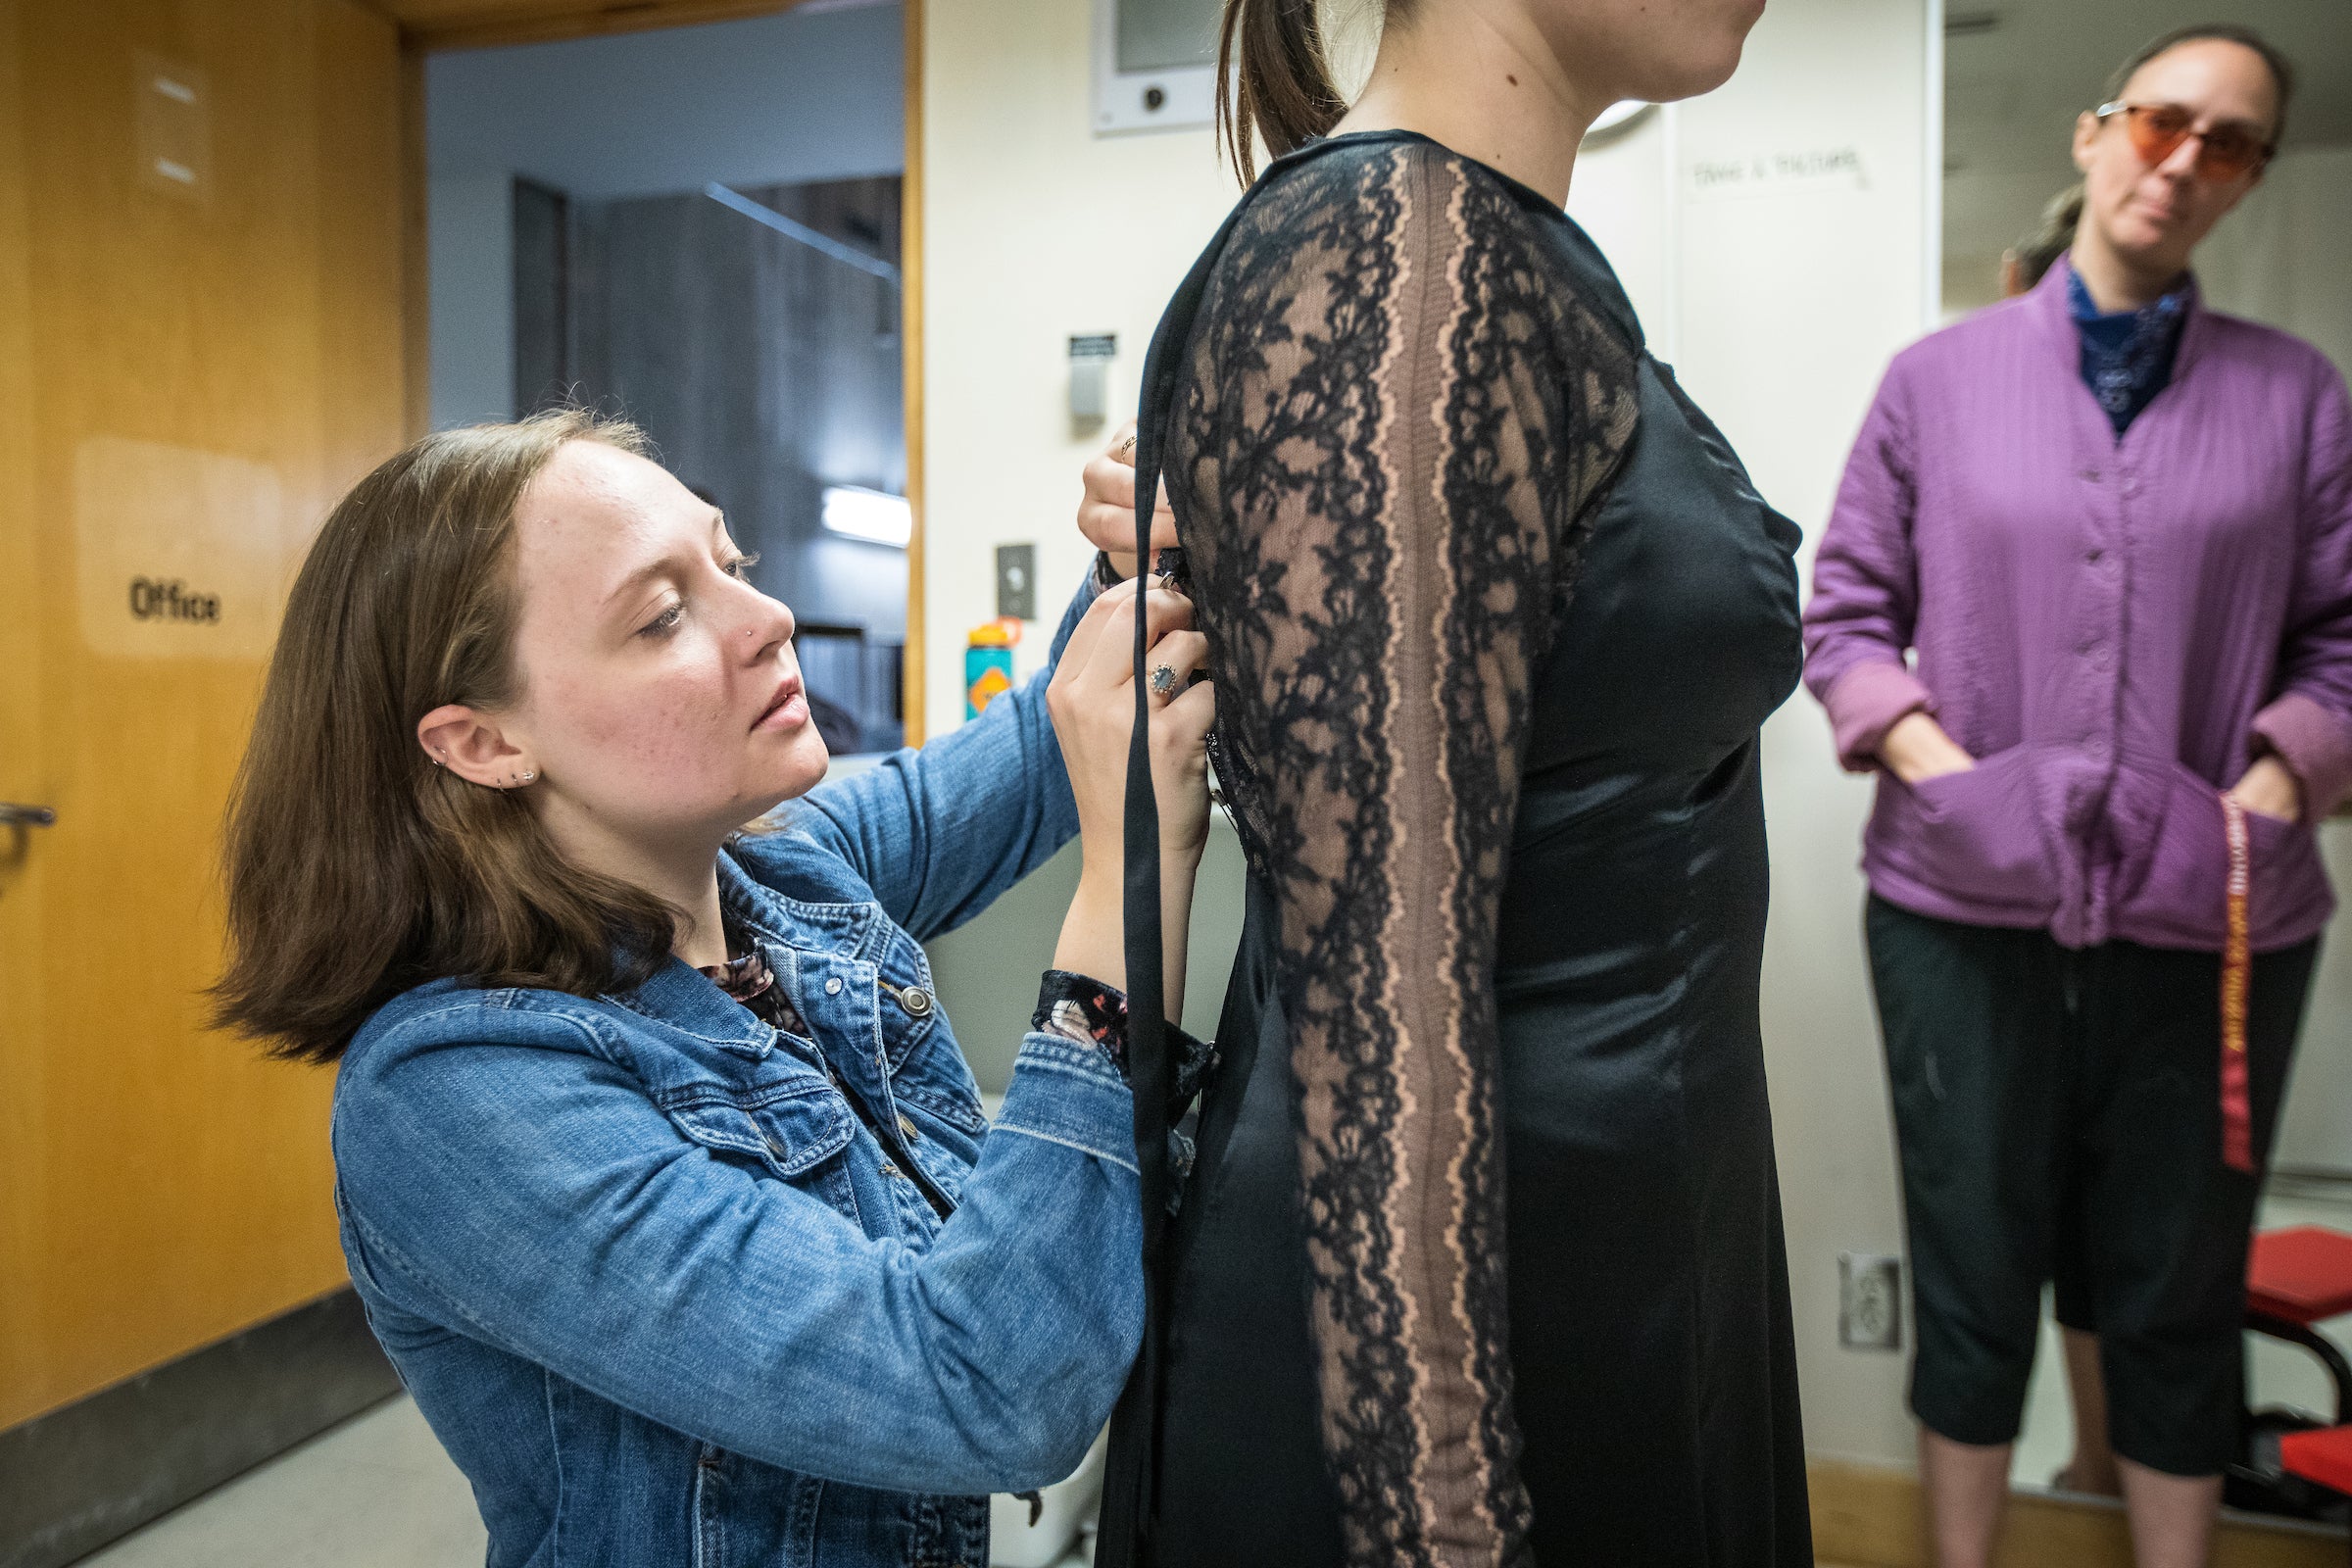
xmin=922 ymin=0 xmax=1937 ymax=1471
xmin=2199 ymin=144 xmax=2352 ymax=385
xmin=919 ymin=0 xmax=1241 ymax=729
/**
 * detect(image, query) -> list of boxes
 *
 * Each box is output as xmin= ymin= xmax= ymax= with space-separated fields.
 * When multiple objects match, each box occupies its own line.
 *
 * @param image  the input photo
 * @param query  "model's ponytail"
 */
xmin=1217 ymin=0 xmax=1349 ymax=185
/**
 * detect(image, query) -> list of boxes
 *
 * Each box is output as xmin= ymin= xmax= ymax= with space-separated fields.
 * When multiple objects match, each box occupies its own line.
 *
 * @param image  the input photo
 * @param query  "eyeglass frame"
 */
xmin=2091 ymin=100 xmax=2277 ymax=181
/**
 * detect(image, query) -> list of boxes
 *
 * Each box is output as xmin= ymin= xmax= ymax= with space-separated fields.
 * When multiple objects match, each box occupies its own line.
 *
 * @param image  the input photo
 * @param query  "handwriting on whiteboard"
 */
xmin=1687 ymin=148 xmax=1867 ymax=200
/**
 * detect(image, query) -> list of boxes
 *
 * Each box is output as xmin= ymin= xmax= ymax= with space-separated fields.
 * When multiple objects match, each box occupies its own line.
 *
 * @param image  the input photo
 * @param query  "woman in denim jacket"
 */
xmin=215 ymin=410 xmax=1217 ymax=1567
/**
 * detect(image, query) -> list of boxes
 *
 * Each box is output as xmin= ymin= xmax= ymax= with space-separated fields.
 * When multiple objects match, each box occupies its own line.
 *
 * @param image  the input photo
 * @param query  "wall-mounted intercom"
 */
xmin=1092 ymin=0 xmax=1220 ymax=136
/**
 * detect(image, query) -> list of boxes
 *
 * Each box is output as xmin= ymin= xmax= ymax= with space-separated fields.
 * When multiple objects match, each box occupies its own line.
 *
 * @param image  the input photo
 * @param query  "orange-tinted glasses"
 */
xmin=2094 ymin=101 xmax=2275 ymax=182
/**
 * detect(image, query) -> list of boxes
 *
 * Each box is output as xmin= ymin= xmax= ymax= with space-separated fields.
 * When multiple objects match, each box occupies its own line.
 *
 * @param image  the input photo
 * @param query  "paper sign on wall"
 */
xmin=75 ymin=437 xmax=288 ymax=662
xmin=1686 ymin=147 xmax=1868 ymax=201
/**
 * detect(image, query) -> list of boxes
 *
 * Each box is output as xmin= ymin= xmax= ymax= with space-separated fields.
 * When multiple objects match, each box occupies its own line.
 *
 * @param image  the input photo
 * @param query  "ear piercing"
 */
xmin=421 ymin=746 xmax=534 ymax=787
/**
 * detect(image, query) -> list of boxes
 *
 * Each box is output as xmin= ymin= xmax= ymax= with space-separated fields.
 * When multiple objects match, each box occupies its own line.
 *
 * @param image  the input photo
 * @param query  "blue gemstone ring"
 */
xmin=1150 ymin=662 xmax=1179 ymax=698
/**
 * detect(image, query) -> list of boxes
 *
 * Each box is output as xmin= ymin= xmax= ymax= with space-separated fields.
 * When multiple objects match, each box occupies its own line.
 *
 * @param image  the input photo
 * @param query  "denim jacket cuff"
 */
xmin=992 ymin=1033 xmax=1139 ymax=1174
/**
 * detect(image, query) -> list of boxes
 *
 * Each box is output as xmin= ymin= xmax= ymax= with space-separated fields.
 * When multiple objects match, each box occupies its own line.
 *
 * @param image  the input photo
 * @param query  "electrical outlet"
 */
xmin=996 ymin=543 xmax=1036 ymax=621
xmin=1838 ymin=1252 xmax=1903 ymax=1351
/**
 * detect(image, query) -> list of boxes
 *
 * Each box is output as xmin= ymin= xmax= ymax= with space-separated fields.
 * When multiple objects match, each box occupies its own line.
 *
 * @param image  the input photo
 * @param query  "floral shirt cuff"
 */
xmin=1091 ymin=547 xmax=1191 ymax=594
xmin=1032 ymin=969 xmax=1219 ymax=1109
xmin=1034 ymin=969 xmax=1135 ymax=1072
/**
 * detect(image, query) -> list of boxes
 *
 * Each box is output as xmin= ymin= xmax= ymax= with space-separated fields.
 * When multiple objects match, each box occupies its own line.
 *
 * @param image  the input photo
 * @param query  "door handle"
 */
xmin=0 ymin=804 xmax=56 ymax=827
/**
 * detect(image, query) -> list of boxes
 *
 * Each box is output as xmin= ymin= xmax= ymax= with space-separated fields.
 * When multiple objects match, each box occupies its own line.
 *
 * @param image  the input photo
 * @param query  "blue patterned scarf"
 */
xmin=2069 ymin=267 xmax=2190 ymax=437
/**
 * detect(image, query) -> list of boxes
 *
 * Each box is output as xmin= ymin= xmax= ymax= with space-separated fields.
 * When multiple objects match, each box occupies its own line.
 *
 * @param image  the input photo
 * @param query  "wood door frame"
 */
xmin=394 ymin=0 xmax=926 ymax=744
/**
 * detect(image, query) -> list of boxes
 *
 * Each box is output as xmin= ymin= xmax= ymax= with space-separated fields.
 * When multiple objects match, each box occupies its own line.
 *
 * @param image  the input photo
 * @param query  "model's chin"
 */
xmin=1644 ymin=27 xmax=1751 ymax=104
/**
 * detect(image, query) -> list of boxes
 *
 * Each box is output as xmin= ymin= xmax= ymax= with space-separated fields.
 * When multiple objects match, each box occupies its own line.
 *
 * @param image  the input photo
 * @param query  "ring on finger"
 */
xmin=1149 ymin=662 xmax=1179 ymax=698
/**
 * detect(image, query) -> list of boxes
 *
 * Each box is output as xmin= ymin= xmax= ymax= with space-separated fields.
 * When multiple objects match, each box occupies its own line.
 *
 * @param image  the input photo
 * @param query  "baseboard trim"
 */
xmin=1811 ymin=1456 xmax=2346 ymax=1568
xmin=0 ymin=1288 xmax=399 ymax=1568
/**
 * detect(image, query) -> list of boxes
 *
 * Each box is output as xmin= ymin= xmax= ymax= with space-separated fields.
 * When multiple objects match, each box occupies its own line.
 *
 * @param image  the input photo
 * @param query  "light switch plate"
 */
xmin=996 ymin=543 xmax=1037 ymax=622
xmin=1838 ymin=1252 xmax=1903 ymax=1351
xmin=1069 ymin=333 xmax=1116 ymax=424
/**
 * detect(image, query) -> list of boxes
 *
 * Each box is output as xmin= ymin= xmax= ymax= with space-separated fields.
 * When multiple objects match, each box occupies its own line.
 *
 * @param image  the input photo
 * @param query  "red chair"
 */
xmin=2248 ymin=1226 xmax=2352 ymax=1423
xmin=2237 ymin=1227 xmax=2352 ymax=1531
xmin=2280 ymin=1426 xmax=2352 ymax=1494
xmin=2276 ymin=1427 xmax=2352 ymax=1560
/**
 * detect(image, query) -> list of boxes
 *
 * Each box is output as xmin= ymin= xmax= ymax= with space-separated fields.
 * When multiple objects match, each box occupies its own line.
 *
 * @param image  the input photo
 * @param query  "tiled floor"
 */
xmin=77 ymin=1396 xmax=1094 ymax=1567
xmin=77 ymin=1397 xmax=484 ymax=1568
xmin=74 ymin=1181 xmax=2352 ymax=1565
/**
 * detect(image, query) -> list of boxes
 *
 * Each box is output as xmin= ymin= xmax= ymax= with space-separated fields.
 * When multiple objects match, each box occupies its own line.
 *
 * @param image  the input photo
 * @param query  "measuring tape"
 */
xmin=2221 ymin=794 xmax=2254 ymax=1175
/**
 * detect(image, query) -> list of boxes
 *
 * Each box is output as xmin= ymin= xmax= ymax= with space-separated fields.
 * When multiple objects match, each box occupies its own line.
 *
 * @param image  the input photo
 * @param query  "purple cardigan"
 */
xmin=1804 ymin=257 xmax=2352 ymax=954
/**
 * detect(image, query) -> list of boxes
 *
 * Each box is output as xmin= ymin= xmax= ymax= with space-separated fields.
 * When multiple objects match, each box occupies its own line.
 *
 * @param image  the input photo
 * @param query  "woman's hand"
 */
xmin=1880 ymin=711 xmax=1977 ymax=787
xmin=1078 ymin=420 xmax=1180 ymax=581
xmin=2229 ymin=755 xmax=2303 ymax=825
xmin=1044 ymin=577 xmax=1216 ymax=1010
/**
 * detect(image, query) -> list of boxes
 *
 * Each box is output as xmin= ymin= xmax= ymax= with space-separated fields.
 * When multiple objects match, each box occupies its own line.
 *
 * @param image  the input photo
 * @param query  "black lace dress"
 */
xmin=1102 ymin=131 xmax=1810 ymax=1568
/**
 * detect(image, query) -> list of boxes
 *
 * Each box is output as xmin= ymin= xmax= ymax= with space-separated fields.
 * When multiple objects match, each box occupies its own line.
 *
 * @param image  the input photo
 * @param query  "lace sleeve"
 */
xmin=1165 ymin=142 xmax=1639 ymax=1566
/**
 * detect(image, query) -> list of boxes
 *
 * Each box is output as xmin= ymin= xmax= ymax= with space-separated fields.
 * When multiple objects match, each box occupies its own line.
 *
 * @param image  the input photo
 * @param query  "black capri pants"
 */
xmin=1865 ymin=896 xmax=2317 ymax=1477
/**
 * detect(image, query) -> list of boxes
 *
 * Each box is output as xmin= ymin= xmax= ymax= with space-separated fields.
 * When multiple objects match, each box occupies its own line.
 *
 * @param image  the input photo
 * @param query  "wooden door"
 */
xmin=0 ymin=0 xmax=407 ymax=1430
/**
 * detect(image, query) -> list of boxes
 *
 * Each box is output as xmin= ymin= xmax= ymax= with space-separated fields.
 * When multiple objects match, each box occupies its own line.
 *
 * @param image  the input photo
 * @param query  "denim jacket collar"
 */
xmin=605 ymin=850 xmax=889 ymax=1062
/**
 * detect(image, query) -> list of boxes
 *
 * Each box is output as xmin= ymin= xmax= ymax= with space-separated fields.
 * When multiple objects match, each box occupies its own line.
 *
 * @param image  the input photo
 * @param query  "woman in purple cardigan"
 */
xmin=1805 ymin=24 xmax=2352 ymax=1568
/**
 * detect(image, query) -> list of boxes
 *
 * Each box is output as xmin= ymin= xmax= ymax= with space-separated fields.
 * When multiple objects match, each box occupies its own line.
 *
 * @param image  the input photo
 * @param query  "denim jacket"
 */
xmin=331 ymin=581 xmax=1144 ymax=1568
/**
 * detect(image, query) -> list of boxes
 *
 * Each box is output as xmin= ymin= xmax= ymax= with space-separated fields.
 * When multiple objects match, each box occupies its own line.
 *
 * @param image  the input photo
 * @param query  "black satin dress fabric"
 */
xmin=1111 ymin=137 xmax=1811 ymax=1567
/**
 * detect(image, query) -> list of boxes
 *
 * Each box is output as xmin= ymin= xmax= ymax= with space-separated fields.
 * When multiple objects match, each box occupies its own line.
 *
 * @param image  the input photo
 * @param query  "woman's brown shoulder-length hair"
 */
xmin=217 ymin=409 xmax=683 ymax=1064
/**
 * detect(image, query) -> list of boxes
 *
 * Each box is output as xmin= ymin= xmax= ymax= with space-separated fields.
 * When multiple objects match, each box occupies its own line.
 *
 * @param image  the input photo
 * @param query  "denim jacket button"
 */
xmin=763 ymin=1135 xmax=787 ymax=1158
xmin=896 ymin=985 xmax=935 ymax=1018
xmin=824 ymin=977 xmax=843 ymax=996
xmin=898 ymin=1113 xmax=920 ymax=1141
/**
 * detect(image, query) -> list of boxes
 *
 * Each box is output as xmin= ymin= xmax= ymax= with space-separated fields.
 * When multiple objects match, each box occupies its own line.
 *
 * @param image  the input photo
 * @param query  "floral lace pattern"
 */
xmin=1163 ymin=139 xmax=1639 ymax=1566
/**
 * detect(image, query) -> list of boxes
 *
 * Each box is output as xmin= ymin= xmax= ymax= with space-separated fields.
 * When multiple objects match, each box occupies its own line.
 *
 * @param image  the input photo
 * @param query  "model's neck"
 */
xmin=541 ymin=802 xmax=732 ymax=969
xmin=2069 ymin=222 xmax=2187 ymax=314
xmin=1332 ymin=8 xmax=1602 ymax=207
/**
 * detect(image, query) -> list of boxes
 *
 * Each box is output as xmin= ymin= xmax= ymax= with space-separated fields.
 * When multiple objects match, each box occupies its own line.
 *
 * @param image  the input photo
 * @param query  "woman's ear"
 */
xmin=417 ymin=705 xmax=540 ymax=791
xmin=2071 ymin=110 xmax=2100 ymax=174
